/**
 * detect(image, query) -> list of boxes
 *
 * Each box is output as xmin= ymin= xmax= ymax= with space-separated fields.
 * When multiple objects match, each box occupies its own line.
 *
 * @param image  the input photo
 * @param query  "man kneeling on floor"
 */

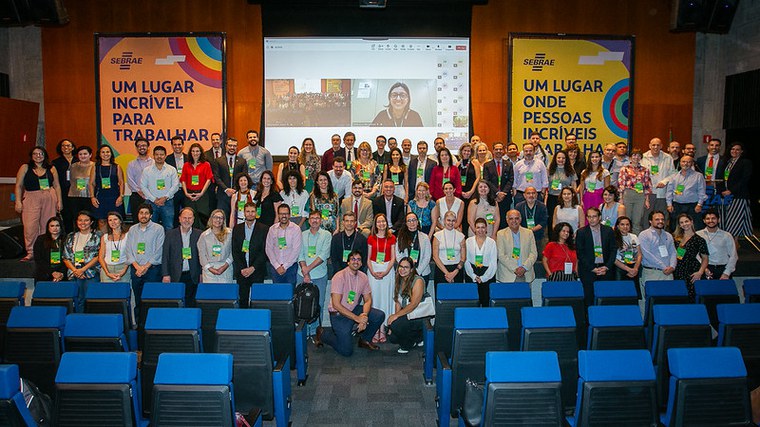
xmin=315 ymin=250 xmax=385 ymax=356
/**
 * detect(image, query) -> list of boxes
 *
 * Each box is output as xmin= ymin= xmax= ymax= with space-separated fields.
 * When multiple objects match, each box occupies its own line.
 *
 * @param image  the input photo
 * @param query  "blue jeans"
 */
xmin=322 ymin=305 xmax=385 ymax=357
xmin=73 ymin=277 xmax=97 ymax=312
xmin=268 ymin=263 xmax=298 ymax=285
xmin=297 ymin=274 xmax=328 ymax=336
xmin=131 ymin=264 xmax=162 ymax=320
xmin=150 ymin=198 xmax=174 ymax=231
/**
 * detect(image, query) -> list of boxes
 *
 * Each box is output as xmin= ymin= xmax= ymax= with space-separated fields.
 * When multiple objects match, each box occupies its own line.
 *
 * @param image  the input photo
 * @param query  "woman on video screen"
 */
xmin=371 ymin=82 xmax=424 ymax=127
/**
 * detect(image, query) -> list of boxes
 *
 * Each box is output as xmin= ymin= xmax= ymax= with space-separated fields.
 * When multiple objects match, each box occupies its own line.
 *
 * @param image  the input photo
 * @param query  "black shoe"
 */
xmin=358 ymin=338 xmax=379 ymax=351
xmin=313 ymin=326 xmax=324 ymax=348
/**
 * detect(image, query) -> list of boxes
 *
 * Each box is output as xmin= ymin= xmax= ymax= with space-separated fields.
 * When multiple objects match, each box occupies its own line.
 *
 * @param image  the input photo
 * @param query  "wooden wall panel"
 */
xmin=41 ymin=0 xmax=694 ymax=155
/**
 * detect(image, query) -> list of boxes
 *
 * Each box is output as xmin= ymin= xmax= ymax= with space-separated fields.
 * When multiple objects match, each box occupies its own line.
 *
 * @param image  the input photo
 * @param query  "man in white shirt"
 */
xmin=140 ymin=146 xmax=179 ymax=230
xmin=641 ymin=137 xmax=675 ymax=230
xmin=328 ymin=157 xmax=353 ymax=200
xmin=696 ymin=209 xmax=738 ymax=279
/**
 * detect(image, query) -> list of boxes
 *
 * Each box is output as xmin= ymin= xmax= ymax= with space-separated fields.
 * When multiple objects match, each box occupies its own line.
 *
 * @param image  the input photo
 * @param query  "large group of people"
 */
xmin=15 ymin=130 xmax=748 ymax=355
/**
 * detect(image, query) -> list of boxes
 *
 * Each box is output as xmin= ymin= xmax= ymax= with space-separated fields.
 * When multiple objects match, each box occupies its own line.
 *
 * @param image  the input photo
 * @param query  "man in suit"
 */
xmin=696 ymin=138 xmax=725 ymax=184
xmin=372 ymin=179 xmax=405 ymax=233
xmin=407 ymin=140 xmax=436 ymax=198
xmin=340 ymin=180 xmax=373 ymax=236
xmin=496 ymin=209 xmax=538 ymax=283
xmin=342 ymin=131 xmax=359 ymax=168
xmin=575 ymin=207 xmax=617 ymax=305
xmin=214 ymin=137 xmax=247 ymax=220
xmin=165 ymin=135 xmax=191 ymax=227
xmin=231 ymin=202 xmax=268 ymax=307
xmin=204 ymin=132 xmax=224 ymax=215
xmin=482 ymin=142 xmax=514 ymax=229
xmin=161 ymin=207 xmax=202 ymax=306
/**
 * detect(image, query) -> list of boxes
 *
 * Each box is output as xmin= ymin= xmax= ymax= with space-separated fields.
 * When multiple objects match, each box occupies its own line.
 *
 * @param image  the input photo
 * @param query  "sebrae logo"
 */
xmin=110 ymin=51 xmax=143 ymax=70
xmin=523 ymin=53 xmax=555 ymax=71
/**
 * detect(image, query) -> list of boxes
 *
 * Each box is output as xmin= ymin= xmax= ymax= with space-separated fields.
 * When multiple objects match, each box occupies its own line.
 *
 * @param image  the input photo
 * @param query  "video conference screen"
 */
xmin=263 ymin=37 xmax=470 ymax=156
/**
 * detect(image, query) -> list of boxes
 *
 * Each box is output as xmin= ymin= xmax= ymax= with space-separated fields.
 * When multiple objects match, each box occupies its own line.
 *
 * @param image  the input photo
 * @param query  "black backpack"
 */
xmin=293 ymin=282 xmax=320 ymax=323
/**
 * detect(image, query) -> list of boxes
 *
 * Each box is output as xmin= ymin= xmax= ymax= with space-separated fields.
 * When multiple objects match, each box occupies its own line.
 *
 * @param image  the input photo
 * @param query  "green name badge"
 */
xmin=248 ymin=158 xmax=256 ymax=169
xmin=362 ymin=170 xmax=370 ymax=180
xmin=237 ymin=200 xmax=245 ymax=212
xmin=392 ymin=174 xmax=399 ymax=184
xmin=705 ymin=166 xmax=714 ymax=177
xmin=212 ymin=244 xmax=222 ymax=257
xmin=342 ymin=249 xmax=351 ymax=262
xmin=675 ymin=184 xmax=685 ymax=195
xmin=305 ymin=169 xmax=310 ymax=178
xmin=446 ymin=247 xmax=456 ymax=261
xmin=110 ymin=249 xmax=120 ymax=263
xmin=308 ymin=245 xmax=317 ymax=258
xmin=634 ymin=182 xmax=643 ymax=193
xmin=676 ymin=246 xmax=686 ymax=260
xmin=229 ymin=167 xmax=234 ymax=176
xmin=410 ymin=249 xmax=419 ymax=262
xmin=527 ymin=218 xmax=535 ymax=228
xmin=136 ymin=242 xmax=146 ymax=254
xmin=321 ymin=208 xmax=329 ymax=220
xmin=593 ymin=245 xmax=603 ymax=258
xmin=376 ymin=251 xmax=385 ymax=263
xmin=291 ymin=205 xmax=300 ymax=215
xmin=191 ymin=175 xmax=199 ymax=186
xmin=242 ymin=240 xmax=249 ymax=253
xmin=525 ymin=172 xmax=534 ymax=182
xmin=587 ymin=181 xmax=596 ymax=191
xmin=650 ymin=165 xmax=659 ymax=174
xmin=101 ymin=177 xmax=111 ymax=189
xmin=724 ymin=169 xmax=730 ymax=181
xmin=602 ymin=219 xmax=611 ymax=227
xmin=442 ymin=177 xmax=450 ymax=185
xmin=181 ymin=247 xmax=192 ymax=260
xmin=156 ymin=179 xmax=165 ymax=190
xmin=278 ymin=236 xmax=287 ymax=249
xmin=256 ymin=206 xmax=262 ymax=218
xmin=417 ymin=168 xmax=423 ymax=178
xmin=486 ymin=213 xmax=495 ymax=224
xmin=76 ymin=178 xmax=86 ymax=191
xmin=346 ymin=160 xmax=353 ymax=170
xmin=550 ymin=179 xmax=560 ymax=191
xmin=511 ymin=247 xmax=520 ymax=259
xmin=460 ymin=175 xmax=467 ymax=186
xmin=377 ymin=163 xmax=384 ymax=172
xmin=39 ymin=178 xmax=50 ymax=190
xmin=74 ymin=250 xmax=84 ymax=264
xmin=624 ymin=251 xmax=634 ymax=263
xmin=475 ymin=254 xmax=483 ymax=267
xmin=347 ymin=290 xmax=356 ymax=305
xmin=50 ymin=250 xmax=60 ymax=264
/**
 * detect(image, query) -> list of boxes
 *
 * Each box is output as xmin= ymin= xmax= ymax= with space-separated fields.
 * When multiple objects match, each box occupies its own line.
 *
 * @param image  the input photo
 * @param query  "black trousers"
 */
xmin=387 ymin=315 xmax=422 ymax=350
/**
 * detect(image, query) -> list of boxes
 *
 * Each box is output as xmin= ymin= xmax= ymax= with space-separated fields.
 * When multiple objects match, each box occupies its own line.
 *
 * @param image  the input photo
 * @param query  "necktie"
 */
xmin=354 ymin=199 xmax=359 ymax=217
xmin=215 ymin=149 xmax=220 ymax=159
xmin=497 ymin=161 xmax=501 ymax=177
xmin=707 ymin=155 xmax=714 ymax=179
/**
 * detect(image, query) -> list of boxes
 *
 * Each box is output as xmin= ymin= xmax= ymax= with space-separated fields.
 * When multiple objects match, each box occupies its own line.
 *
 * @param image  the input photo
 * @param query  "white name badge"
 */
xmin=564 ymin=262 xmax=573 ymax=275
xmin=658 ymin=245 xmax=669 ymax=258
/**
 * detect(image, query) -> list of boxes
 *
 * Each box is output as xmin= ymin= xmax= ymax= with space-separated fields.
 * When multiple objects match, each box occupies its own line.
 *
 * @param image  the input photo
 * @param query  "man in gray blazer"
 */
xmin=340 ymin=180 xmax=373 ymax=236
xmin=162 ymin=207 xmax=202 ymax=305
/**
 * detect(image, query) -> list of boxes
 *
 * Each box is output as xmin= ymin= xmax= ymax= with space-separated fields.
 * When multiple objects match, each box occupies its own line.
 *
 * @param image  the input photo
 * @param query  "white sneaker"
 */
xmin=397 ymin=347 xmax=409 ymax=354
xmin=416 ymin=341 xmax=424 ymax=348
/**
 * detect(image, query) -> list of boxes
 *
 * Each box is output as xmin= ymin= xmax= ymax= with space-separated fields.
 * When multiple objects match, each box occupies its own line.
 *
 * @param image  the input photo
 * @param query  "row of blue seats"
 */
xmin=0 ymin=308 xmax=293 ymax=426
xmin=431 ymin=306 xmax=758 ymax=427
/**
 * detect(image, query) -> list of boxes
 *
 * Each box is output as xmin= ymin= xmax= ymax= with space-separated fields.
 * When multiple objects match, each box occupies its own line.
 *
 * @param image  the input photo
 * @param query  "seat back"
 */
xmin=483 ymin=351 xmax=563 ymax=426
xmin=435 ymin=283 xmax=479 ymax=358
xmin=521 ymin=306 xmax=578 ymax=410
xmin=587 ymin=305 xmax=646 ymax=350
xmin=63 ymin=314 xmax=128 ymax=352
xmin=542 ymin=281 xmax=586 ymax=349
xmin=151 ymin=353 xmax=234 ymax=427
xmin=717 ymin=303 xmax=760 ymax=386
xmin=250 ymin=284 xmax=295 ymax=368
xmin=0 ymin=282 xmax=25 ymax=361
xmin=84 ymin=282 xmax=132 ymax=336
xmin=593 ymin=280 xmax=638 ymax=306
xmin=489 ymin=282 xmax=531 ymax=351
xmin=448 ymin=307 xmax=508 ymax=417
xmin=694 ymin=279 xmax=739 ymax=328
xmin=742 ymin=278 xmax=760 ymax=303
xmin=664 ymin=347 xmax=751 ymax=427
xmin=215 ymin=309 xmax=275 ymax=418
xmin=138 ymin=282 xmax=185 ymax=350
xmin=142 ymin=308 xmax=201 ymax=417
xmin=195 ymin=283 xmax=239 ymax=352
xmin=651 ymin=304 xmax=712 ymax=408
xmin=31 ymin=282 xmax=78 ymax=314
xmin=572 ymin=350 xmax=657 ymax=427
xmin=0 ymin=364 xmax=36 ymax=427
xmin=54 ymin=352 xmax=142 ymax=426
xmin=3 ymin=306 xmax=66 ymax=396
xmin=643 ymin=280 xmax=689 ymax=335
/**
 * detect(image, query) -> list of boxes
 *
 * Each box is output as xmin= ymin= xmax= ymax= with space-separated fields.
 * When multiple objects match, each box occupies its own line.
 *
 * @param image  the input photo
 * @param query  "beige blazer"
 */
xmin=496 ymin=226 xmax=537 ymax=283
xmin=340 ymin=196 xmax=373 ymax=237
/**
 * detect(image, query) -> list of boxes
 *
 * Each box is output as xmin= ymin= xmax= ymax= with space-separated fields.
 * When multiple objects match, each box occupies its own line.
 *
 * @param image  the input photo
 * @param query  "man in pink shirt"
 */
xmin=315 ymin=250 xmax=385 ymax=356
xmin=265 ymin=204 xmax=303 ymax=284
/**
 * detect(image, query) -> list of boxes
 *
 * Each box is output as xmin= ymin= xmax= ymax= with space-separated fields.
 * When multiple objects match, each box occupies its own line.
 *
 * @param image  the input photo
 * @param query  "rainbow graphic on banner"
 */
xmin=603 ymin=78 xmax=629 ymax=139
xmin=169 ymin=37 xmax=223 ymax=89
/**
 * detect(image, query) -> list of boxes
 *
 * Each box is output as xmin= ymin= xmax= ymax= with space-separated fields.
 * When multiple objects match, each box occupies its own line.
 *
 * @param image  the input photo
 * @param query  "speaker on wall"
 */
xmin=670 ymin=0 xmax=739 ymax=34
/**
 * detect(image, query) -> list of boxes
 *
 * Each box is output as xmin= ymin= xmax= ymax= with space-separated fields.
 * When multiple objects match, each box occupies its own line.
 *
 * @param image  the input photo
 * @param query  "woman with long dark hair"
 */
xmin=673 ymin=213 xmax=709 ymax=302
xmin=229 ymin=173 xmax=255 ymax=229
xmin=89 ymin=145 xmax=125 ymax=229
xmin=721 ymin=141 xmax=753 ymax=246
xmin=62 ymin=210 xmax=101 ymax=312
xmin=299 ymin=137 xmax=320 ymax=194
xmin=386 ymin=256 xmax=426 ymax=353
xmin=252 ymin=169 xmax=283 ymax=227
xmin=280 ymin=169 xmax=310 ymax=230
xmin=432 ymin=210 xmax=466 ymax=292
xmin=367 ymin=213 xmax=396 ymax=343
xmin=545 ymin=149 xmax=576 ymax=230
xmin=51 ymin=139 xmax=76 ymax=231
xmin=198 ymin=209 xmax=233 ymax=283
xmin=396 ymin=211 xmax=432 ymax=283
xmin=542 ymin=222 xmax=578 ymax=281
xmin=98 ymin=211 xmax=129 ymax=283
xmin=467 ymin=180 xmax=499 ymax=240
xmin=277 ymin=146 xmax=306 ymax=189
xmin=67 ymin=146 xmax=95 ymax=231
xmin=383 ymin=147 xmax=407 ymax=200
xmin=613 ymin=216 xmax=642 ymax=297
xmin=464 ymin=218 xmax=498 ymax=306
xmin=579 ymin=151 xmax=610 ymax=218
xmin=33 ymin=216 xmax=66 ymax=282
xmin=309 ymin=171 xmax=340 ymax=234
xmin=429 ymin=148 xmax=462 ymax=200
xmin=180 ymin=143 xmax=213 ymax=228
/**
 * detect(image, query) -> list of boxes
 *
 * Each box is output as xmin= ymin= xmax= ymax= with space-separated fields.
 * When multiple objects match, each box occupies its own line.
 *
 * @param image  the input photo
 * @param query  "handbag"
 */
xmin=408 ymin=293 xmax=435 ymax=319
xmin=461 ymin=378 xmax=485 ymax=426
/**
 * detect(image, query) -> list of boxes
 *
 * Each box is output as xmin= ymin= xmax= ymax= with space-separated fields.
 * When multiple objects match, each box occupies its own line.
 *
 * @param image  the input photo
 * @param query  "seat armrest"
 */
xmin=295 ymin=319 xmax=306 ymax=332
xmin=244 ymin=408 xmax=262 ymax=426
xmin=424 ymin=318 xmax=433 ymax=330
xmin=274 ymin=357 xmax=288 ymax=372
xmin=437 ymin=351 xmax=451 ymax=370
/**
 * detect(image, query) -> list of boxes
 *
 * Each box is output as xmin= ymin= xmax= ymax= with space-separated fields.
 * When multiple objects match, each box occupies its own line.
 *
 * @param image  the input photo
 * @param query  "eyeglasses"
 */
xmin=406 ymin=218 xmax=418 ymax=223
xmin=390 ymin=93 xmax=409 ymax=100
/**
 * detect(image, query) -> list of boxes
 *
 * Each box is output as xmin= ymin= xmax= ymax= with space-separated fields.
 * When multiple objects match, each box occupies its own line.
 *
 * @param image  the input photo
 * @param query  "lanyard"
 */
xmin=342 ymin=232 xmax=356 ymax=252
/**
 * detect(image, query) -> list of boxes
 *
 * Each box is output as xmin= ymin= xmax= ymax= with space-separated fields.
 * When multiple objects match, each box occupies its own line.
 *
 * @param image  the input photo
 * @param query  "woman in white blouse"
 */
xmin=464 ymin=218 xmax=497 ymax=306
xmin=395 ymin=212 xmax=432 ymax=283
xmin=432 ymin=210 xmax=466 ymax=293
xmin=98 ymin=212 xmax=129 ymax=283
xmin=553 ymin=187 xmax=584 ymax=233
xmin=431 ymin=181 xmax=464 ymax=233
xmin=198 ymin=209 xmax=233 ymax=283
xmin=280 ymin=169 xmax=310 ymax=230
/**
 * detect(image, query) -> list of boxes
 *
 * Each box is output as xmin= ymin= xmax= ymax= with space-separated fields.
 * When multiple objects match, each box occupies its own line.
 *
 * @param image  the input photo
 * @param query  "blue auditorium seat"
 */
xmin=423 ymin=283 xmax=478 ymax=384
xmin=717 ymin=303 xmax=760 ymax=388
xmin=542 ymin=281 xmax=586 ymax=348
xmin=0 ymin=282 xmax=26 ymax=360
xmin=195 ymin=283 xmax=239 ymax=352
xmin=0 ymin=364 xmax=36 ymax=426
xmin=694 ymin=279 xmax=739 ymax=328
xmin=663 ymin=347 xmax=752 ymax=426
xmin=567 ymin=350 xmax=657 ymax=427
xmin=742 ymin=278 xmax=760 ymax=303
xmin=587 ymin=305 xmax=646 ymax=350
xmin=216 ymin=309 xmax=291 ymax=426
xmin=85 ymin=281 xmax=135 ymax=350
xmin=435 ymin=307 xmax=508 ymax=423
xmin=54 ymin=352 xmax=147 ymax=426
xmin=643 ymin=280 xmax=689 ymax=346
xmin=138 ymin=282 xmax=185 ymax=349
xmin=593 ymin=280 xmax=638 ymax=306
xmin=31 ymin=282 xmax=79 ymax=313
xmin=489 ymin=282 xmax=532 ymax=350
xmin=63 ymin=313 xmax=128 ymax=352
